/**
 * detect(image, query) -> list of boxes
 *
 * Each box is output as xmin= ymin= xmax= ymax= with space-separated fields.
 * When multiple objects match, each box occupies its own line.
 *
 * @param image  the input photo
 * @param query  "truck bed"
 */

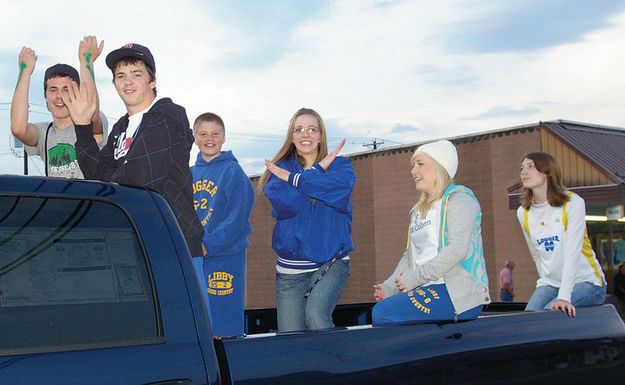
xmin=220 ymin=305 xmax=625 ymax=384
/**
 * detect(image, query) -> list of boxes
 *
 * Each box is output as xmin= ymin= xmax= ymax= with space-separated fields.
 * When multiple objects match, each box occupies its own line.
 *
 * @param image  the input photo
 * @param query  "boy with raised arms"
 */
xmin=10 ymin=36 xmax=108 ymax=177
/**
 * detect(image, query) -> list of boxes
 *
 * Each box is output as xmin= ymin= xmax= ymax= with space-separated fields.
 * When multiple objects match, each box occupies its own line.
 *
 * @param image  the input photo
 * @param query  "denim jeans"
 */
xmin=500 ymin=289 xmax=514 ymax=302
xmin=276 ymin=259 xmax=350 ymax=332
xmin=525 ymin=281 xmax=607 ymax=311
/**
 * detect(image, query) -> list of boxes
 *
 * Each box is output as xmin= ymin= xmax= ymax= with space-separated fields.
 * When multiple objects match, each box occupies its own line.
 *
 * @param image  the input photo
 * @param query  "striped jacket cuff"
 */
xmin=289 ymin=172 xmax=302 ymax=187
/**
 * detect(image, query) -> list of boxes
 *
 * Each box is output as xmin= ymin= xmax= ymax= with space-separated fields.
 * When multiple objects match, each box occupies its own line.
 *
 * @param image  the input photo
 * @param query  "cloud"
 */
xmin=205 ymin=1 xmax=331 ymax=69
xmin=445 ymin=0 xmax=625 ymax=54
xmin=239 ymin=158 xmax=266 ymax=178
xmin=463 ymin=105 xmax=541 ymax=120
xmin=390 ymin=123 xmax=419 ymax=133
xmin=3 ymin=0 xmax=625 ymax=177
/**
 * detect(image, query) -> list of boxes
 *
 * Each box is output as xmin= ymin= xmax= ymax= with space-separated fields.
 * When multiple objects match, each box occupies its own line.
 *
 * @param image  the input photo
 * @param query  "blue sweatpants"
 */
xmin=192 ymin=256 xmax=213 ymax=324
xmin=372 ymin=283 xmax=482 ymax=326
xmin=194 ymin=252 xmax=246 ymax=337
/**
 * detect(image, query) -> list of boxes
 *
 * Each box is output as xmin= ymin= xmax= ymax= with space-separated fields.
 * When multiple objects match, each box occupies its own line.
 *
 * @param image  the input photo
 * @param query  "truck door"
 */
xmin=0 ymin=195 xmax=211 ymax=384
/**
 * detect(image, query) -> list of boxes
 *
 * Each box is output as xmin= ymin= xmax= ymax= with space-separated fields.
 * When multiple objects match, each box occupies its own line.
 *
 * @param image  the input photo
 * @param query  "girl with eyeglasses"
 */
xmin=258 ymin=108 xmax=355 ymax=332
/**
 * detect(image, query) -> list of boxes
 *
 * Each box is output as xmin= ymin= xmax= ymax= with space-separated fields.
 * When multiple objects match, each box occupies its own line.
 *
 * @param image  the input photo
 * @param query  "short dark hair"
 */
xmin=44 ymin=74 xmax=75 ymax=94
xmin=111 ymin=57 xmax=157 ymax=96
xmin=44 ymin=63 xmax=79 ymax=94
xmin=193 ymin=112 xmax=225 ymax=134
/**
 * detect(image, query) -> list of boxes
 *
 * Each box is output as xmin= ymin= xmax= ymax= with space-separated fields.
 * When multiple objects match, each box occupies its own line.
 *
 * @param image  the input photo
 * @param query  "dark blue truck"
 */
xmin=1 ymin=175 xmax=625 ymax=384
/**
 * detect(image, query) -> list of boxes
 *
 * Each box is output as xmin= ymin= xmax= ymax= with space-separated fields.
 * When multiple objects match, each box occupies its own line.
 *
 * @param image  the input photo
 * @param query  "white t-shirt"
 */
xmin=114 ymin=99 xmax=158 ymax=160
xmin=408 ymin=199 xmax=445 ymax=285
xmin=516 ymin=192 xmax=605 ymax=302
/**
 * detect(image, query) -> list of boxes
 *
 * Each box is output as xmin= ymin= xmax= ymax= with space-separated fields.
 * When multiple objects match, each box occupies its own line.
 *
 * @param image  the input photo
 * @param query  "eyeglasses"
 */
xmin=292 ymin=126 xmax=320 ymax=135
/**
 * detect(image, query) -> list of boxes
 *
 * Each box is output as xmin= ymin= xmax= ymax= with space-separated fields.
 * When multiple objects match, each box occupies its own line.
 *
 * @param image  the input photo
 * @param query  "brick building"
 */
xmin=245 ymin=120 xmax=625 ymax=309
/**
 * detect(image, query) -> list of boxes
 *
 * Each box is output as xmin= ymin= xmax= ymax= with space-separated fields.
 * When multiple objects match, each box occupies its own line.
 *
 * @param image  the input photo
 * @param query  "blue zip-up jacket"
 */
xmin=264 ymin=154 xmax=356 ymax=269
xmin=191 ymin=151 xmax=254 ymax=257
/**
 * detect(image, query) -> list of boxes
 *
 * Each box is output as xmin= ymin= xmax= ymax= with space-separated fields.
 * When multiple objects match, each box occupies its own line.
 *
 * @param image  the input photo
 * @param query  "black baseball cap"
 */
xmin=44 ymin=64 xmax=79 ymax=87
xmin=105 ymin=43 xmax=156 ymax=73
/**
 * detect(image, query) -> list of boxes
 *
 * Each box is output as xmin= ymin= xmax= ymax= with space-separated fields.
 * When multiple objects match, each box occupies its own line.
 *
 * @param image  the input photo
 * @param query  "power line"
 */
xmin=0 ymin=107 xmax=50 ymax=116
xmin=363 ymin=138 xmax=385 ymax=150
xmin=0 ymin=102 xmax=47 ymax=108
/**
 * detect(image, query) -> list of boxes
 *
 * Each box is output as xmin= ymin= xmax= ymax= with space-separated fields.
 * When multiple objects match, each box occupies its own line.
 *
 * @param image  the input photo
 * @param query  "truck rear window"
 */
xmin=0 ymin=195 xmax=159 ymax=354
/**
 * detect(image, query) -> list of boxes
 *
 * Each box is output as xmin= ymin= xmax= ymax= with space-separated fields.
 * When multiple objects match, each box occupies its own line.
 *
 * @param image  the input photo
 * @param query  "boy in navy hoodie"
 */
xmin=191 ymin=113 xmax=254 ymax=337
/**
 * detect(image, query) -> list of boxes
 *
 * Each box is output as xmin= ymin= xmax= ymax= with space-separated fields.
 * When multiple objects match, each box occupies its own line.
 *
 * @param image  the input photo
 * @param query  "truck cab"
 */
xmin=0 ymin=176 xmax=219 ymax=384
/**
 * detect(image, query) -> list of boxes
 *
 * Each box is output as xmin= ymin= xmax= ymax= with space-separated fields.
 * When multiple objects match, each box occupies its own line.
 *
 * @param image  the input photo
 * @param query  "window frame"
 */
xmin=0 ymin=193 xmax=165 ymax=356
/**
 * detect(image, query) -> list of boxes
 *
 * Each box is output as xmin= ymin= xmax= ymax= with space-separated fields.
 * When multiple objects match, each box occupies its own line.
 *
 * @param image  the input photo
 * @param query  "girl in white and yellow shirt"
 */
xmin=517 ymin=152 xmax=605 ymax=317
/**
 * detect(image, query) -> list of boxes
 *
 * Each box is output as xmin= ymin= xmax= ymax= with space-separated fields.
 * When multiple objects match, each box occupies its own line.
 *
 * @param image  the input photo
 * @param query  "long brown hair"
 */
xmin=520 ymin=152 xmax=569 ymax=209
xmin=257 ymin=108 xmax=329 ymax=194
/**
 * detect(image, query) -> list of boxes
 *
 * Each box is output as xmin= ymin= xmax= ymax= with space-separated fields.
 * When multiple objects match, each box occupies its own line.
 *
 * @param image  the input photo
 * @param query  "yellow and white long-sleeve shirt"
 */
xmin=516 ymin=192 xmax=604 ymax=303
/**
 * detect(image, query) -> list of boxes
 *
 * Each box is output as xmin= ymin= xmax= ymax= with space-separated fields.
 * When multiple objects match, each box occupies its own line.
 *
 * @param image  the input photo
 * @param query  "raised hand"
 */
xmin=318 ymin=139 xmax=346 ymax=171
xmin=265 ymin=159 xmax=291 ymax=182
xmin=18 ymin=47 xmax=37 ymax=80
xmin=61 ymin=80 xmax=97 ymax=125
xmin=79 ymin=36 xmax=104 ymax=80
xmin=79 ymin=36 xmax=104 ymax=63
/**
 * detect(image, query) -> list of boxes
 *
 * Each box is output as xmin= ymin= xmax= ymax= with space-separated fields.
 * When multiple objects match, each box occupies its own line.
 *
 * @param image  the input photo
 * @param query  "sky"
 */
xmin=2 ymin=0 xmax=625 ymax=176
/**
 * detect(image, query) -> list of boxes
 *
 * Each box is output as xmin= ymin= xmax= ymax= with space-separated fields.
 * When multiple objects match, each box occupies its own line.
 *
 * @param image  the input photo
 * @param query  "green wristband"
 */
xmin=84 ymin=52 xmax=95 ymax=80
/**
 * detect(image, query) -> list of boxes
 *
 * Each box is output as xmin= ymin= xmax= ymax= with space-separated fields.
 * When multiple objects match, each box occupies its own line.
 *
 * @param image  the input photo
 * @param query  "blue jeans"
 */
xmin=372 ymin=283 xmax=483 ymax=326
xmin=525 ymin=282 xmax=607 ymax=311
xmin=276 ymin=259 xmax=350 ymax=332
xmin=500 ymin=289 xmax=514 ymax=302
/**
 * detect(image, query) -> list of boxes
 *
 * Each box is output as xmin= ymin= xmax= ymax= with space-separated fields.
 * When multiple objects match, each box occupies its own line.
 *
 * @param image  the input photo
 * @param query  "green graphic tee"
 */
xmin=48 ymin=143 xmax=80 ymax=177
xmin=25 ymin=113 xmax=108 ymax=178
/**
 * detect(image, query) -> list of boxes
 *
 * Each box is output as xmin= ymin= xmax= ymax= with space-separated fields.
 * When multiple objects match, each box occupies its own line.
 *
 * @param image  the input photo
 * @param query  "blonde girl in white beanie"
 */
xmin=372 ymin=140 xmax=490 ymax=325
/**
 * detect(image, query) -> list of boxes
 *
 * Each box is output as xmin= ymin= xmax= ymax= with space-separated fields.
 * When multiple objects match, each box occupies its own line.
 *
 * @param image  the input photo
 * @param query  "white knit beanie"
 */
xmin=415 ymin=140 xmax=458 ymax=178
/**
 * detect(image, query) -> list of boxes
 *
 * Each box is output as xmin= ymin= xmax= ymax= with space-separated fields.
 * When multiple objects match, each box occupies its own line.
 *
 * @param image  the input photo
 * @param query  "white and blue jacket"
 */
xmin=264 ymin=154 xmax=356 ymax=270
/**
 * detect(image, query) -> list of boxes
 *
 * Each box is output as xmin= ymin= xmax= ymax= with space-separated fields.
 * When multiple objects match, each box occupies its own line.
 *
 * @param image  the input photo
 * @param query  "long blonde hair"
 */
xmin=257 ymin=108 xmax=329 ymax=194
xmin=410 ymin=151 xmax=452 ymax=218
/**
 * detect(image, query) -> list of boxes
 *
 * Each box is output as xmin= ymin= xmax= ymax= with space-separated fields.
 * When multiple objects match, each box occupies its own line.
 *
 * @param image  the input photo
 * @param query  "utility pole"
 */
xmin=9 ymin=135 xmax=28 ymax=175
xmin=363 ymin=138 xmax=384 ymax=150
xmin=24 ymin=148 xmax=28 ymax=175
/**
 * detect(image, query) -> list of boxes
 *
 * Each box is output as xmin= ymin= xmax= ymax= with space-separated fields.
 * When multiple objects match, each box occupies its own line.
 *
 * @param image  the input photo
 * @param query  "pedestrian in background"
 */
xmin=499 ymin=260 xmax=515 ymax=302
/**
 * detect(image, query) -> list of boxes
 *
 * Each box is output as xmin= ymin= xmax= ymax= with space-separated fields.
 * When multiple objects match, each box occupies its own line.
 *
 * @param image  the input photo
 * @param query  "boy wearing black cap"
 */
xmin=69 ymin=42 xmax=203 ymax=257
xmin=10 ymin=38 xmax=108 ymax=178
